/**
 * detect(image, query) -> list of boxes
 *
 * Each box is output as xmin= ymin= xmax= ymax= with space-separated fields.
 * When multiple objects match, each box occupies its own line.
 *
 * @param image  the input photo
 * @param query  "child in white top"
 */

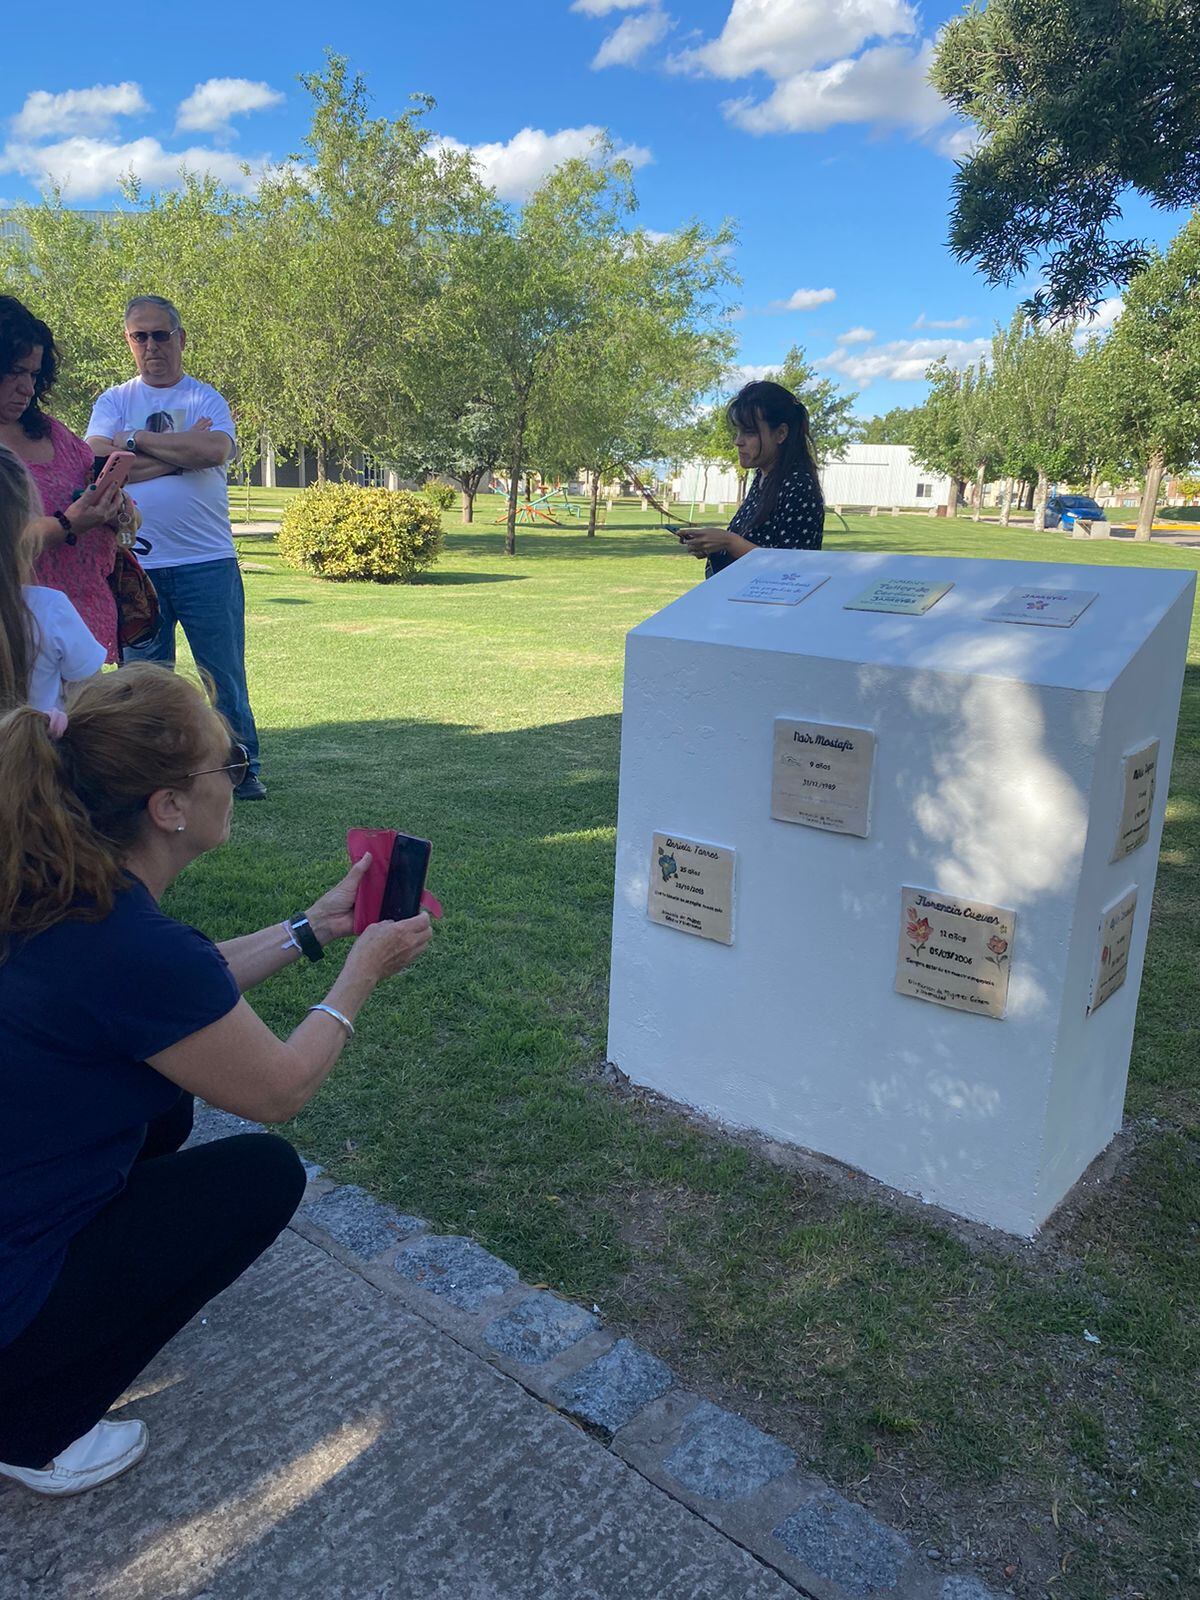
xmin=1 ymin=445 xmax=105 ymax=714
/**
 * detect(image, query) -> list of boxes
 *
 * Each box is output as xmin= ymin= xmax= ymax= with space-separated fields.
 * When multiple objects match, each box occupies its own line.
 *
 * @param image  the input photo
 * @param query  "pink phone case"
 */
xmin=94 ymin=450 xmax=136 ymax=495
xmin=347 ymin=827 xmax=442 ymax=934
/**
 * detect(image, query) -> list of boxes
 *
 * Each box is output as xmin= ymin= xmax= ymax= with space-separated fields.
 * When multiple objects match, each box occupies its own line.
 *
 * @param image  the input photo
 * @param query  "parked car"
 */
xmin=1045 ymin=494 xmax=1108 ymax=531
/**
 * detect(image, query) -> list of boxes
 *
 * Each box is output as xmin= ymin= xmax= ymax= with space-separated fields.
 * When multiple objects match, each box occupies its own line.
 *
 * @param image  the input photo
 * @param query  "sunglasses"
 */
xmin=187 ymin=743 xmax=251 ymax=787
xmin=128 ymin=329 xmax=177 ymax=344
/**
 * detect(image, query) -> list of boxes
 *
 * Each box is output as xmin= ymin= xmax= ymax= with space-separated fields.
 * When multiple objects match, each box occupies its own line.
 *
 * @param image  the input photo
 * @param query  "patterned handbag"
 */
xmin=107 ymin=537 xmax=160 ymax=651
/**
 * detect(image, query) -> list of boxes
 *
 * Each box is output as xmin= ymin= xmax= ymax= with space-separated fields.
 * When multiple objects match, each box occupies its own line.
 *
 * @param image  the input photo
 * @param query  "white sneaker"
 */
xmin=0 ymin=1419 xmax=148 ymax=1497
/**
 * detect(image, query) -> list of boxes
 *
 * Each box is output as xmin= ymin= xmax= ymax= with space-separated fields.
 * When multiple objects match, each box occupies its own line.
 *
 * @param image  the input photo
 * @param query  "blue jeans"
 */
xmin=124 ymin=558 xmax=261 ymax=774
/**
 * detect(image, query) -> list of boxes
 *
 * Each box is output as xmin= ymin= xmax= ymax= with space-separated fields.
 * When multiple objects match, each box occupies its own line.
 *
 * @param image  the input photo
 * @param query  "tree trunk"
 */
xmin=1135 ymin=451 xmax=1165 ymax=542
xmin=461 ymin=489 xmax=474 ymax=523
xmin=737 ymin=470 xmax=748 ymax=504
xmin=999 ymin=477 xmax=1013 ymax=527
xmin=315 ymin=441 xmax=327 ymax=485
xmin=506 ymin=429 xmax=525 ymax=556
xmin=588 ymin=473 xmax=600 ymax=538
xmin=973 ymin=462 xmax=985 ymax=521
xmin=1032 ymin=470 xmax=1050 ymax=531
xmin=946 ymin=477 xmax=961 ymax=519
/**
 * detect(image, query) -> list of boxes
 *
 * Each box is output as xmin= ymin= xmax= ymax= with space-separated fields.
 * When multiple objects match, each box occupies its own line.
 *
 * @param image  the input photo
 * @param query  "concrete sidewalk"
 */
xmin=1 ymin=1116 xmax=1000 ymax=1600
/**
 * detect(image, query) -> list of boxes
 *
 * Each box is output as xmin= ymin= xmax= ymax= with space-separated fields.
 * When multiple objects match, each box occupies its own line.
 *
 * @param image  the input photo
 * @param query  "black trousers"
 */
xmin=0 ymin=1096 xmax=305 ymax=1468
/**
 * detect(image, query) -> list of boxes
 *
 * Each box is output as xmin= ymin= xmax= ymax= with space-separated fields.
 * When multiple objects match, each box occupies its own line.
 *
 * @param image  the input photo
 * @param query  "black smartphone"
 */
xmin=380 ymin=832 xmax=432 ymax=920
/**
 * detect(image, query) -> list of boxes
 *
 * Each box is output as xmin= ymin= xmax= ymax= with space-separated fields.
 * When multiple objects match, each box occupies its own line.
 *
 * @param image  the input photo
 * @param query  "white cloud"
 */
xmin=672 ymin=0 xmax=918 ymax=79
xmin=593 ymin=9 xmax=672 ymax=69
xmin=726 ymin=40 xmax=944 ymax=135
xmin=0 ymin=135 xmax=273 ymax=199
xmin=175 ymin=78 xmax=284 ymax=135
xmin=572 ymin=0 xmax=646 ymax=12
xmin=936 ymin=124 xmax=981 ymax=160
xmin=1073 ymin=296 xmax=1123 ymax=346
xmin=821 ymin=334 xmax=990 ymax=385
xmin=730 ymin=362 xmax=779 ymax=385
xmin=430 ymin=125 xmax=651 ymax=201
xmin=12 ymin=83 xmax=149 ymax=140
xmin=767 ymin=286 xmax=837 ymax=312
xmin=837 ymin=326 xmax=875 ymax=343
xmin=914 ymin=312 xmax=974 ymax=330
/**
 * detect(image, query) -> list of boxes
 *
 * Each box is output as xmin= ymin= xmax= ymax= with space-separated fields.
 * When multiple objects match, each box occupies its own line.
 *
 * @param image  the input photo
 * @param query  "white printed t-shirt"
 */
xmin=87 ymin=375 xmax=237 ymax=570
xmin=23 ymin=586 xmax=107 ymax=713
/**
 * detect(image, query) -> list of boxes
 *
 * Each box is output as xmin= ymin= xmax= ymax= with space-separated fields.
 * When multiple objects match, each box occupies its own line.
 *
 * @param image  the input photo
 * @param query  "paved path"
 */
xmin=0 ymin=1122 xmax=1001 ymax=1600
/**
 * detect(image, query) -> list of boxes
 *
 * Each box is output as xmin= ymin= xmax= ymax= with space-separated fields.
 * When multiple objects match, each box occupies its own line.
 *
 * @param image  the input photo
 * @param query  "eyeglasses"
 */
xmin=187 ymin=743 xmax=251 ymax=787
xmin=128 ymin=329 xmax=177 ymax=345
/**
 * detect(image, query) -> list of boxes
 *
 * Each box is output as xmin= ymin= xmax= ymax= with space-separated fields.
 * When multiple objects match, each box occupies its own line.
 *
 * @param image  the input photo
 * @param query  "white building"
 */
xmin=820 ymin=444 xmax=950 ymax=511
xmin=670 ymin=443 xmax=951 ymax=514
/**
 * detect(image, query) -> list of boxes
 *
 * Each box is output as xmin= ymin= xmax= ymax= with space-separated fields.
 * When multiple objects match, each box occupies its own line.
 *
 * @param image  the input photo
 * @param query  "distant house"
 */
xmin=820 ymin=444 xmax=950 ymax=510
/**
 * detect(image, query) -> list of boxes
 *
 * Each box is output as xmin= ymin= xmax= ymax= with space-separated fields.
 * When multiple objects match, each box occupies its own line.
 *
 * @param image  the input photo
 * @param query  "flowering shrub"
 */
xmin=278 ymin=483 xmax=443 ymax=583
xmin=421 ymin=481 xmax=455 ymax=512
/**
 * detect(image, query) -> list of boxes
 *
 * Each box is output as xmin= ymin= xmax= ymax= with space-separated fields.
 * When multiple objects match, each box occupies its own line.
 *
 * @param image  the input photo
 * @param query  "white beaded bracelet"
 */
xmin=308 ymin=1003 xmax=355 ymax=1037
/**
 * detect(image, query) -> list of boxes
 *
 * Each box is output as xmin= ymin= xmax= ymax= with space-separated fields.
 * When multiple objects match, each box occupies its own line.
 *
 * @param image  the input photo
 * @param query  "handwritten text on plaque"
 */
xmin=845 ymin=577 xmax=953 ymax=615
xmin=771 ymin=719 xmax=875 ymax=837
xmin=647 ymin=833 xmax=735 ymax=945
xmin=895 ymin=887 xmax=1016 ymax=1020
xmin=1112 ymin=739 xmax=1159 ymax=861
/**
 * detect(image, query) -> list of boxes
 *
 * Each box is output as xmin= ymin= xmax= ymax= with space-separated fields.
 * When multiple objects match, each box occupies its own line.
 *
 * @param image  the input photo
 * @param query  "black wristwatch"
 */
xmin=287 ymin=914 xmax=325 ymax=962
xmin=124 ymin=432 xmax=139 ymax=454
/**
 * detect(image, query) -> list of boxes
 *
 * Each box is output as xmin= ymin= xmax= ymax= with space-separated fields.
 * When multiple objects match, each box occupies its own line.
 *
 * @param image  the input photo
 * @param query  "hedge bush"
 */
xmin=278 ymin=483 xmax=443 ymax=583
xmin=421 ymin=480 xmax=455 ymax=511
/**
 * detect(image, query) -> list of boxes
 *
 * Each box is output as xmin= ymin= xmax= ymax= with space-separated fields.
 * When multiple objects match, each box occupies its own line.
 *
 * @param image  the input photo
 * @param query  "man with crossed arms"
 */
xmin=87 ymin=294 xmax=266 ymax=800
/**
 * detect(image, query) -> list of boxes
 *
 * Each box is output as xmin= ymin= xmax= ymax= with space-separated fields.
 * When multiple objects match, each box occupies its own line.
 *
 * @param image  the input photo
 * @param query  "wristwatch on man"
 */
xmin=124 ymin=432 xmax=138 ymax=454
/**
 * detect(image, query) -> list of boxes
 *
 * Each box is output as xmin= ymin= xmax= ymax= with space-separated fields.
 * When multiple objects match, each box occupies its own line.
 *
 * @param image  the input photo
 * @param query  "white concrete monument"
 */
xmin=607 ymin=549 xmax=1194 ymax=1236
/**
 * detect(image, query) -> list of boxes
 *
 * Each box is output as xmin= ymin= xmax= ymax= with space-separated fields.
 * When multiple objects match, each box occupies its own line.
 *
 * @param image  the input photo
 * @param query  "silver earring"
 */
xmin=176 ymin=823 xmax=186 ymax=833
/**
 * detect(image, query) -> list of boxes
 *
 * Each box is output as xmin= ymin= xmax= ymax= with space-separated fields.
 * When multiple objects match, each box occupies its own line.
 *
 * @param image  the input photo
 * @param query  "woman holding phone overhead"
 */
xmin=0 ymin=665 xmax=432 ymax=1496
xmin=675 ymin=380 xmax=824 ymax=577
xmin=0 ymin=296 xmax=131 ymax=663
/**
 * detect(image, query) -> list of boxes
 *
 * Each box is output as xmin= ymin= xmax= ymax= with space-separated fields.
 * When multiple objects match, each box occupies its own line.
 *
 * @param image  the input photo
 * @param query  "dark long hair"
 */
xmin=727 ymin=381 xmax=823 ymax=531
xmin=0 ymin=445 xmax=34 ymax=712
xmin=0 ymin=296 xmax=58 ymax=441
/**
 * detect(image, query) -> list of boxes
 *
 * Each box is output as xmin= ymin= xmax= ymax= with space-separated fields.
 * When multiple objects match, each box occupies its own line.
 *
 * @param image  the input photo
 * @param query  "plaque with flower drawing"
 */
xmin=984 ymin=587 xmax=1098 ymax=628
xmin=895 ymin=887 xmax=1016 ymax=1019
xmin=1088 ymin=887 xmax=1137 ymax=1014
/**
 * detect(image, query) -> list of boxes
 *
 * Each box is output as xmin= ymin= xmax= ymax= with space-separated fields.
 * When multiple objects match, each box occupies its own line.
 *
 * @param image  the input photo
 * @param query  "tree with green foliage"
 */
xmin=860 ymin=405 xmax=924 ymax=445
xmin=1074 ymin=215 xmax=1200 ymax=539
xmin=771 ymin=345 xmax=860 ymax=460
xmin=932 ymin=0 xmax=1200 ymax=319
xmin=907 ymin=362 xmax=973 ymax=517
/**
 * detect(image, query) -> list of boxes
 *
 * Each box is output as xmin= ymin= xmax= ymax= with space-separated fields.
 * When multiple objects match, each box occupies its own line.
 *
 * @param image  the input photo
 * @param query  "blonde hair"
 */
xmin=0 ymin=663 xmax=226 ymax=955
xmin=0 ymin=444 xmax=34 ymax=712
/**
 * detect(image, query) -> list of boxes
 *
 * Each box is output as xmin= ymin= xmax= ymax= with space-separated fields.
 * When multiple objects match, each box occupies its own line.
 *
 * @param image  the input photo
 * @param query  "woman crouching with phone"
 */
xmin=0 ymin=665 xmax=431 ymax=1496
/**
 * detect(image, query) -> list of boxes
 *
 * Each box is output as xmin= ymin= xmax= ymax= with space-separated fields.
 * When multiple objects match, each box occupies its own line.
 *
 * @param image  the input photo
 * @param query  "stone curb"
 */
xmin=189 ymin=1106 xmax=1007 ymax=1600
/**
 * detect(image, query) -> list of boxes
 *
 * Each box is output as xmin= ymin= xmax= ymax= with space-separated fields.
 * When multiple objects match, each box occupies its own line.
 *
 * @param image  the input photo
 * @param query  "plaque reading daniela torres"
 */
xmin=647 ymin=833 xmax=735 ymax=944
xmin=771 ymin=719 xmax=875 ymax=836
xmin=896 ymin=887 xmax=1016 ymax=1019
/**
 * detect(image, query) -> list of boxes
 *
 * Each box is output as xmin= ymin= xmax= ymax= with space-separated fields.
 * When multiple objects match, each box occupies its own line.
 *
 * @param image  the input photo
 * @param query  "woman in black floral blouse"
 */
xmin=677 ymin=381 xmax=824 ymax=577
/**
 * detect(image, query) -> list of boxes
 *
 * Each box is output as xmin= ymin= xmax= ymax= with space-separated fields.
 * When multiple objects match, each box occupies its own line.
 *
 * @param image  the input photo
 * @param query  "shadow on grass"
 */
xmin=263 ymin=597 xmax=312 ymax=605
xmin=411 ymin=571 xmax=528 ymax=586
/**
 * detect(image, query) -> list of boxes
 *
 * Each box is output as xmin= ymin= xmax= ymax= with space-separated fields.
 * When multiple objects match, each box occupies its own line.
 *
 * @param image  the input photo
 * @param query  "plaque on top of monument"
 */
xmin=647 ymin=832 xmax=734 ymax=945
xmin=1112 ymin=739 xmax=1159 ymax=861
xmin=844 ymin=576 xmax=953 ymax=615
xmin=895 ymin=887 xmax=1016 ymax=1020
xmin=1089 ymin=887 xmax=1137 ymax=1014
xmin=729 ymin=571 xmax=830 ymax=607
xmin=771 ymin=718 xmax=875 ymax=837
xmin=985 ymin=587 xmax=1098 ymax=628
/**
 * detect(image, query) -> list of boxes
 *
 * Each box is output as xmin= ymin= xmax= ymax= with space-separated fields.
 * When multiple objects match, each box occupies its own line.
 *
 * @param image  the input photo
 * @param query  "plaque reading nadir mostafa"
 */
xmin=896 ymin=888 xmax=1016 ymax=1020
xmin=771 ymin=719 xmax=875 ymax=837
xmin=647 ymin=833 xmax=734 ymax=945
xmin=844 ymin=576 xmax=954 ymax=615
xmin=1112 ymin=739 xmax=1159 ymax=861
xmin=1089 ymin=887 xmax=1137 ymax=1015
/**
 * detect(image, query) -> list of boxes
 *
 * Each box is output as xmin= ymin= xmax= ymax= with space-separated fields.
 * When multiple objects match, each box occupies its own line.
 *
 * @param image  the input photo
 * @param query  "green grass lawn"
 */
xmin=172 ymin=504 xmax=1199 ymax=1597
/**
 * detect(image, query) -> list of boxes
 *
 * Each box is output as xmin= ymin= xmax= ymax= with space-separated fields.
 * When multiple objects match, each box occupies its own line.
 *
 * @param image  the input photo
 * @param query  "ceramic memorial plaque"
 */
xmin=984 ymin=587 xmax=1098 ymax=628
xmin=770 ymin=718 xmax=875 ymax=836
xmin=647 ymin=833 xmax=734 ymax=945
xmin=729 ymin=571 xmax=830 ymax=607
xmin=1112 ymin=739 xmax=1159 ymax=861
xmin=1089 ymin=887 xmax=1137 ymax=1014
xmin=844 ymin=577 xmax=953 ymax=615
xmin=895 ymin=887 xmax=1016 ymax=1019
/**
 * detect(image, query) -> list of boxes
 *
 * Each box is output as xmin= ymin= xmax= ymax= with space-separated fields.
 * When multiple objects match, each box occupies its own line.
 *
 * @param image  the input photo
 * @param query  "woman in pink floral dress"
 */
xmin=0 ymin=298 xmax=125 ymax=662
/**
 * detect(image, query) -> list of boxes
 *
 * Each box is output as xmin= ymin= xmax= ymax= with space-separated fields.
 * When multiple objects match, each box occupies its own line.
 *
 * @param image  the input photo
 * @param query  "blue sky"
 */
xmin=1 ymin=0 xmax=1188 ymax=418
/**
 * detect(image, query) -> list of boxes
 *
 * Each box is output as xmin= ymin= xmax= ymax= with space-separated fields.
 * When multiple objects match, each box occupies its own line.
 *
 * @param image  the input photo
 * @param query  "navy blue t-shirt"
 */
xmin=0 ymin=878 xmax=240 ymax=1350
